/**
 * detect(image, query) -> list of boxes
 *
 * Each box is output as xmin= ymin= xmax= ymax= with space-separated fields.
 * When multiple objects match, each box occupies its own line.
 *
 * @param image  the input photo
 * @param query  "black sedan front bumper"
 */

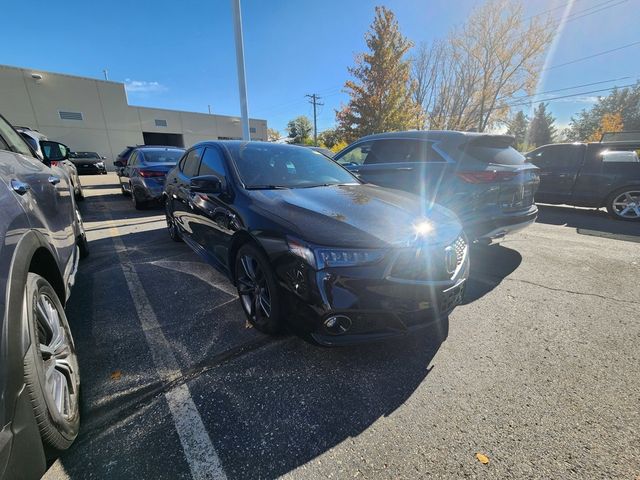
xmin=277 ymin=239 xmax=469 ymax=346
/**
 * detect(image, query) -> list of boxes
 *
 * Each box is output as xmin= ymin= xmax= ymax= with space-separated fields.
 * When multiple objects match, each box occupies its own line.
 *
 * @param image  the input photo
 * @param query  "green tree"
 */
xmin=267 ymin=128 xmax=281 ymax=142
xmin=566 ymin=82 xmax=640 ymax=141
xmin=318 ymin=128 xmax=343 ymax=149
xmin=336 ymin=6 xmax=421 ymax=142
xmin=506 ymin=110 xmax=530 ymax=150
xmin=528 ymin=103 xmax=556 ymax=147
xmin=286 ymin=116 xmax=312 ymax=143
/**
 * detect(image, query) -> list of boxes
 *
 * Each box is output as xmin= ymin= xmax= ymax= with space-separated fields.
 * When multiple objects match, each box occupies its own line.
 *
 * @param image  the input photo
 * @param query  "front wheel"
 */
xmin=23 ymin=273 xmax=80 ymax=455
xmin=164 ymin=199 xmax=182 ymax=242
xmin=234 ymin=243 xmax=283 ymax=334
xmin=606 ymin=187 xmax=640 ymax=221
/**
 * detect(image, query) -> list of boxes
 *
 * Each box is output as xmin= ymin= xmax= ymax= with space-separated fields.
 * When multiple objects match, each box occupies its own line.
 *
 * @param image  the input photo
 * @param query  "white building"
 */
xmin=0 ymin=64 xmax=267 ymax=169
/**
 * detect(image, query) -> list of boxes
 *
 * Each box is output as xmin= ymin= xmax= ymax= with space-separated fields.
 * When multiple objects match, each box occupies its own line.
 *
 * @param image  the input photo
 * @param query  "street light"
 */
xmin=231 ymin=0 xmax=251 ymax=141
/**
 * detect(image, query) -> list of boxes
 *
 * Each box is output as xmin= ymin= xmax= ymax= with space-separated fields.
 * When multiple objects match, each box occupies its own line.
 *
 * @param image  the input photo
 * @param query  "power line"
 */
xmin=558 ymin=0 xmax=628 ymax=24
xmin=544 ymin=40 xmax=640 ymax=70
xmin=500 ymin=75 xmax=635 ymax=102
xmin=305 ymin=94 xmax=324 ymax=146
xmin=507 ymin=82 xmax=637 ymax=107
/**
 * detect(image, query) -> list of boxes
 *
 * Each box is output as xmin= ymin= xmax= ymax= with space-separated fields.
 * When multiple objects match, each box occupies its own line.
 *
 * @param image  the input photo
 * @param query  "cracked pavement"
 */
xmin=44 ymin=174 xmax=639 ymax=479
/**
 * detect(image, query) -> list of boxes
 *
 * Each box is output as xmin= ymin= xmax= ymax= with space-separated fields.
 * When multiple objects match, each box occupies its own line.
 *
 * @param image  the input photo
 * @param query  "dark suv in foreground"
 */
xmin=164 ymin=142 xmax=468 ymax=346
xmin=0 ymin=115 xmax=85 ymax=478
xmin=334 ymin=131 xmax=540 ymax=242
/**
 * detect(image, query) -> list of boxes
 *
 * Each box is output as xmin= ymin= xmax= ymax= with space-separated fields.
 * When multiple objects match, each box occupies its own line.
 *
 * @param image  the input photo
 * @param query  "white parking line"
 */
xmin=107 ymin=219 xmax=227 ymax=480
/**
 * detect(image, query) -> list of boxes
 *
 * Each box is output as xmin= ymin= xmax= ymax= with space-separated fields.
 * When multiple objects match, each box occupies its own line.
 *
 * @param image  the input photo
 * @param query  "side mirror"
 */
xmin=190 ymin=175 xmax=224 ymax=194
xmin=40 ymin=141 xmax=70 ymax=163
xmin=101 ymin=155 xmax=107 ymax=160
xmin=113 ymin=160 xmax=124 ymax=168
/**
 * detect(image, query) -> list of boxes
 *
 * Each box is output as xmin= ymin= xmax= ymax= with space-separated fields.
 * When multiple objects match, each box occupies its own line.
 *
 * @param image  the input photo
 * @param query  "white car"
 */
xmin=16 ymin=127 xmax=84 ymax=201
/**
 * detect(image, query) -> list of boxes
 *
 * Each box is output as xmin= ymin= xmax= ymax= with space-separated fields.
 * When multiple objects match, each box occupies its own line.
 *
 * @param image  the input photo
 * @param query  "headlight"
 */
xmin=287 ymin=237 xmax=384 ymax=269
xmin=315 ymin=248 xmax=385 ymax=268
xmin=96 ymin=161 xmax=105 ymax=167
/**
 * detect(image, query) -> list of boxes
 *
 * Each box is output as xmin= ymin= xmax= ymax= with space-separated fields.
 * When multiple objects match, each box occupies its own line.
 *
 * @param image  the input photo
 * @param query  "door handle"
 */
xmin=11 ymin=179 xmax=30 ymax=195
xmin=48 ymin=175 xmax=61 ymax=185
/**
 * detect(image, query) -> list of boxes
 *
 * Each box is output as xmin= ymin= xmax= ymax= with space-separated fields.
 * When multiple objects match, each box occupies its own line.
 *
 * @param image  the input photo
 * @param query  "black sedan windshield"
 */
xmin=233 ymin=143 xmax=358 ymax=189
xmin=70 ymin=152 xmax=100 ymax=159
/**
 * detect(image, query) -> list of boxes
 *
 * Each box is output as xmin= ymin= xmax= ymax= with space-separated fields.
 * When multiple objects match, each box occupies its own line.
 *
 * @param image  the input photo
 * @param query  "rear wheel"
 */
xmin=23 ymin=273 xmax=80 ymax=455
xmin=606 ymin=187 xmax=640 ymax=221
xmin=131 ymin=185 xmax=145 ymax=210
xmin=234 ymin=243 xmax=283 ymax=334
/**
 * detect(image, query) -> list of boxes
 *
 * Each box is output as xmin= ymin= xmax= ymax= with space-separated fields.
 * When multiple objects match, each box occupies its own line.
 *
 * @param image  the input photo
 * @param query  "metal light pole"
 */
xmin=231 ymin=0 xmax=251 ymax=141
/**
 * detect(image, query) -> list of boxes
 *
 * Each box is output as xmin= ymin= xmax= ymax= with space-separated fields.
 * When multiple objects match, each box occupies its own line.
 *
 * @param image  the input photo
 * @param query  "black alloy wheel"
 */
xmin=234 ymin=243 xmax=282 ymax=334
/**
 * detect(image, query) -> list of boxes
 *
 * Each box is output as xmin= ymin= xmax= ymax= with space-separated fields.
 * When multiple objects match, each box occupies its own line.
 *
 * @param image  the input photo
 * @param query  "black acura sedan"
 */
xmin=163 ymin=142 xmax=468 ymax=346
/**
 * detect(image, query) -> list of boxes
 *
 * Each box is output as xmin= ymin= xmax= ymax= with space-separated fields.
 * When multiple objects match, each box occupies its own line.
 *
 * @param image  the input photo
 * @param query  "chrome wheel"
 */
xmin=237 ymin=254 xmax=272 ymax=324
xmin=611 ymin=190 xmax=640 ymax=219
xmin=35 ymin=293 xmax=78 ymax=420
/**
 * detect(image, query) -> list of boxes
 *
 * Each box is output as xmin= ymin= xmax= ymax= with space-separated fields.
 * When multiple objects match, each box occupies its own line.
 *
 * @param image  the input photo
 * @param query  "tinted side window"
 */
xmin=336 ymin=142 xmax=373 ymax=166
xmin=529 ymin=145 xmax=578 ymax=169
xmin=199 ymin=147 xmax=227 ymax=177
xmin=128 ymin=151 xmax=138 ymax=166
xmin=181 ymin=148 xmax=203 ymax=177
xmin=366 ymin=139 xmax=446 ymax=164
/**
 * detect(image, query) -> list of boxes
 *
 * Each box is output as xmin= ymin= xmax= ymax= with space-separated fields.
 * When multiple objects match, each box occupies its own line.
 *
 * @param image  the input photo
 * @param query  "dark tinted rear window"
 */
xmin=141 ymin=149 xmax=184 ymax=163
xmin=366 ymin=139 xmax=446 ymax=164
xmin=460 ymin=137 xmax=525 ymax=165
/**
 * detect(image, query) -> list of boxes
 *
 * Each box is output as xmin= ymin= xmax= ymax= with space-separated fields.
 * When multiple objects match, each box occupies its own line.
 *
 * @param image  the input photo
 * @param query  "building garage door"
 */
xmin=142 ymin=132 xmax=184 ymax=147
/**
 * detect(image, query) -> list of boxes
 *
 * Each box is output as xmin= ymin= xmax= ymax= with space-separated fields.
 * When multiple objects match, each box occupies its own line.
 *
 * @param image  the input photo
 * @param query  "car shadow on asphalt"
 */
xmin=462 ymin=244 xmax=522 ymax=305
xmin=536 ymin=204 xmax=640 ymax=242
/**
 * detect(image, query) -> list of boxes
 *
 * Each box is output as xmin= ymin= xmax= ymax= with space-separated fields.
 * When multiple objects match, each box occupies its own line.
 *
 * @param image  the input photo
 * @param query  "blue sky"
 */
xmin=2 ymin=0 xmax=638 ymax=135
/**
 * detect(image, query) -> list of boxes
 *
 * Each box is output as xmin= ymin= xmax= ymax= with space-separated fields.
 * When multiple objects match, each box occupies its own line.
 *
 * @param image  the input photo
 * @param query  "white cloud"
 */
xmin=124 ymin=79 xmax=167 ymax=94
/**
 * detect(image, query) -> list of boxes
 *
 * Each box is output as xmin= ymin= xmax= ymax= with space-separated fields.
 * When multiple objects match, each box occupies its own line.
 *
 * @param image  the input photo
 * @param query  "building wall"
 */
xmin=0 ymin=65 xmax=267 ymax=169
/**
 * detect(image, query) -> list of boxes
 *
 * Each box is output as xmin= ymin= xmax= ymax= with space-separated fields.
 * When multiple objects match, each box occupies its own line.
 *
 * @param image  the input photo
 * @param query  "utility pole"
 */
xmin=231 ymin=0 xmax=251 ymax=140
xmin=208 ymin=104 xmax=212 ymax=115
xmin=103 ymin=69 xmax=109 ymax=81
xmin=305 ymin=93 xmax=323 ymax=146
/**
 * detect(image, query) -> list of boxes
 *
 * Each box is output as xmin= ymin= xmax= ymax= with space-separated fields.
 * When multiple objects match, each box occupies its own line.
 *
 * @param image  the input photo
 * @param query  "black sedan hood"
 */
xmin=249 ymin=184 xmax=462 ymax=248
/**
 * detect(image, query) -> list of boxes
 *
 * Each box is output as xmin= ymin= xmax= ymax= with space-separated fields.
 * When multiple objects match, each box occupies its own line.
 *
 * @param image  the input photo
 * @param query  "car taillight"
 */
xmin=456 ymin=171 xmax=517 ymax=183
xmin=139 ymin=170 xmax=165 ymax=178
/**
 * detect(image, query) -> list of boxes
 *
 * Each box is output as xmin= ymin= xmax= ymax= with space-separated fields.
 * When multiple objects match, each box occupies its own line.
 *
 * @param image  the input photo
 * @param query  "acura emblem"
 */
xmin=444 ymin=246 xmax=457 ymax=274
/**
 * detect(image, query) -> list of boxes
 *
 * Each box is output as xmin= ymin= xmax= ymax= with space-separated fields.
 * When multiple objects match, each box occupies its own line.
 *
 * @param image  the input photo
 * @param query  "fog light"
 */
xmin=324 ymin=315 xmax=352 ymax=335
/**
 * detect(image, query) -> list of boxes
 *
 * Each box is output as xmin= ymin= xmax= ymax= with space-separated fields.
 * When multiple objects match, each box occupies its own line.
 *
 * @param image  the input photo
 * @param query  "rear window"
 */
xmin=366 ymin=139 xmax=447 ymax=164
xmin=141 ymin=149 xmax=184 ymax=163
xmin=460 ymin=137 xmax=525 ymax=165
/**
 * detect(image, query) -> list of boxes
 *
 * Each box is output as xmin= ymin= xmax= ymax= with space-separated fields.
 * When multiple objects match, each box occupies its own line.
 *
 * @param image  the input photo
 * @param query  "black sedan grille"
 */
xmin=389 ymin=235 xmax=467 ymax=282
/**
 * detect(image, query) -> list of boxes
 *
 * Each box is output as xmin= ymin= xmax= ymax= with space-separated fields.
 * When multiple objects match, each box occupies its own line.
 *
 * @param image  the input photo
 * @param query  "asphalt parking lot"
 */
xmin=44 ymin=173 xmax=639 ymax=479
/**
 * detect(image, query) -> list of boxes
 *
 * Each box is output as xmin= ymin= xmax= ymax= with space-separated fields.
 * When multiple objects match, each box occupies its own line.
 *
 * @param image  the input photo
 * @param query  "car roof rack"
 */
xmin=600 ymin=131 xmax=640 ymax=142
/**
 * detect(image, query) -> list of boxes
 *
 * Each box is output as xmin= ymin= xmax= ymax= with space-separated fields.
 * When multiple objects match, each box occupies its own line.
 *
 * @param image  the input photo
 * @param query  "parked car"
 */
xmin=16 ymin=126 xmax=84 ymax=201
xmin=333 ymin=131 xmax=540 ymax=243
xmin=115 ymin=146 xmax=185 ymax=209
xmin=163 ymin=142 xmax=468 ymax=346
xmin=68 ymin=151 xmax=108 ymax=174
xmin=526 ymin=136 xmax=640 ymax=221
xmin=115 ymin=144 xmax=172 ymax=175
xmin=0 ymin=114 xmax=86 ymax=478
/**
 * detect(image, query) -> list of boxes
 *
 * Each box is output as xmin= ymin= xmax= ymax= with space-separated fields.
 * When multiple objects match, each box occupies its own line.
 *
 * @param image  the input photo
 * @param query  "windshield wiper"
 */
xmin=245 ymin=185 xmax=289 ymax=190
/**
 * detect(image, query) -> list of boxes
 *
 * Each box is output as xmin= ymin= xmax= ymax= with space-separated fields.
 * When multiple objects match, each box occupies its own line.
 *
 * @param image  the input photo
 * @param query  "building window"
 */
xmin=155 ymin=119 xmax=168 ymax=127
xmin=59 ymin=111 xmax=83 ymax=121
xmin=250 ymin=127 xmax=256 ymax=133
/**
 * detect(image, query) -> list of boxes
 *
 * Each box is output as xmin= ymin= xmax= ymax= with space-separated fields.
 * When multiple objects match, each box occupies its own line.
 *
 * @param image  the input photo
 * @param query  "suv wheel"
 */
xmin=234 ymin=243 xmax=283 ymax=334
xmin=23 ymin=273 xmax=80 ymax=455
xmin=607 ymin=187 xmax=640 ymax=221
xmin=131 ymin=185 xmax=145 ymax=210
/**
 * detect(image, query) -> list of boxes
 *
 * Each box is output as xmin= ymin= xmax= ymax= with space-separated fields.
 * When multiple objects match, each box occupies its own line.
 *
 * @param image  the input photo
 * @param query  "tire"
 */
xmin=606 ymin=187 xmax=640 ymax=221
xmin=234 ymin=243 xmax=283 ymax=334
xmin=131 ymin=186 xmax=145 ymax=210
xmin=75 ymin=208 xmax=90 ymax=259
xmin=23 ymin=273 xmax=80 ymax=455
xmin=164 ymin=198 xmax=182 ymax=242
xmin=120 ymin=178 xmax=129 ymax=196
